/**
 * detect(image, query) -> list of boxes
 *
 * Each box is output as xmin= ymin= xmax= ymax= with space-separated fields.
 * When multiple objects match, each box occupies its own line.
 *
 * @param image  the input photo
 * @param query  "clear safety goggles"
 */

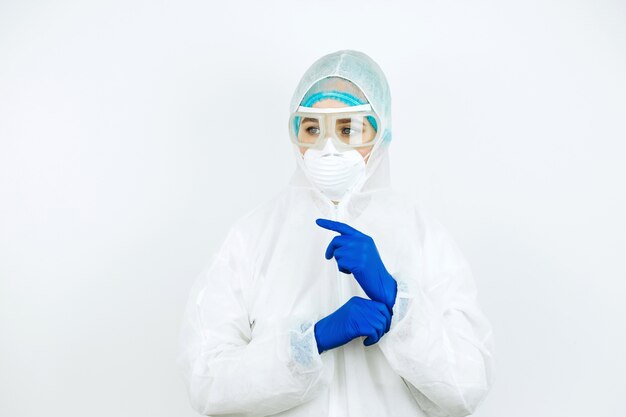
xmin=288 ymin=104 xmax=381 ymax=150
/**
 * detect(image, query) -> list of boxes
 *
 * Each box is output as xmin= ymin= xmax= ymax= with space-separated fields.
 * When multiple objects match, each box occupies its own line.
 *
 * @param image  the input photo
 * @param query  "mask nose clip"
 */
xmin=319 ymin=136 xmax=346 ymax=157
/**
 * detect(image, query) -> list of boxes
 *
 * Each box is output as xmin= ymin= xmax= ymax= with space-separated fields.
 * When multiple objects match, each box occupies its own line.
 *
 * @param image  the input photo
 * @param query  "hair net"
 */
xmin=301 ymin=89 xmax=366 ymax=107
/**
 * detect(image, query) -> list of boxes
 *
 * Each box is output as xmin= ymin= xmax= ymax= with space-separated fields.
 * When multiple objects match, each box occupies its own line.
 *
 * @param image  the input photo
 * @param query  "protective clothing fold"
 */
xmin=176 ymin=49 xmax=494 ymax=417
xmin=176 ymin=226 xmax=334 ymax=416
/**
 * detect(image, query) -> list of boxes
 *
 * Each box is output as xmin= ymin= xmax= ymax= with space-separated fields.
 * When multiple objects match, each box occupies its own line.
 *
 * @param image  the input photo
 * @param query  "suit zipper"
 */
xmin=331 ymin=202 xmax=348 ymax=415
xmin=332 ymin=204 xmax=342 ymax=299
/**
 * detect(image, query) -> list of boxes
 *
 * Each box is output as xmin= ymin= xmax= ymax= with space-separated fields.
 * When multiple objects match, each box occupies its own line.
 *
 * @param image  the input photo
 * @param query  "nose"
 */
xmin=320 ymin=137 xmax=341 ymax=156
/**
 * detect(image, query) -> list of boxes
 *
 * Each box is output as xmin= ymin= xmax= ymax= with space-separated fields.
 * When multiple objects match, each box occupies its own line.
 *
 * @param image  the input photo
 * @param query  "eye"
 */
xmin=341 ymin=126 xmax=362 ymax=135
xmin=306 ymin=126 xmax=320 ymax=135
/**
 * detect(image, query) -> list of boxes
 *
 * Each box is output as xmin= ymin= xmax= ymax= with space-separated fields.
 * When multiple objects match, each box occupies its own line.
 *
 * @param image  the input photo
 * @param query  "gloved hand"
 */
xmin=316 ymin=218 xmax=398 ymax=314
xmin=314 ymin=296 xmax=391 ymax=354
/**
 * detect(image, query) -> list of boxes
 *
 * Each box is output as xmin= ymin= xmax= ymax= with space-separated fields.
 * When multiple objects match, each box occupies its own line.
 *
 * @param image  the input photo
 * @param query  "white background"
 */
xmin=1 ymin=1 xmax=625 ymax=416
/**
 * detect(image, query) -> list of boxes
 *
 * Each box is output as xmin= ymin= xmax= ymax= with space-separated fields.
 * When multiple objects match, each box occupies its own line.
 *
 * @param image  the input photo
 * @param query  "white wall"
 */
xmin=1 ymin=1 xmax=624 ymax=416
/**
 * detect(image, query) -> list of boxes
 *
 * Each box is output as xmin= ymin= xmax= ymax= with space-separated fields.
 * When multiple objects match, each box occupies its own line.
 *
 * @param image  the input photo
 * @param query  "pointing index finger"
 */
xmin=315 ymin=218 xmax=360 ymax=236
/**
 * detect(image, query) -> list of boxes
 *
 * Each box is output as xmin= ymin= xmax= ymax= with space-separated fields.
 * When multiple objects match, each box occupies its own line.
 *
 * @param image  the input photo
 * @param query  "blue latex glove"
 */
xmin=316 ymin=219 xmax=398 ymax=314
xmin=314 ymin=296 xmax=392 ymax=353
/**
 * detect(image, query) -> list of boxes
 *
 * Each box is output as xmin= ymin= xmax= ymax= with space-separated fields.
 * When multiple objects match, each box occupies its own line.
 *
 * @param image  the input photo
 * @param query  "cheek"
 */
xmin=358 ymin=147 xmax=373 ymax=159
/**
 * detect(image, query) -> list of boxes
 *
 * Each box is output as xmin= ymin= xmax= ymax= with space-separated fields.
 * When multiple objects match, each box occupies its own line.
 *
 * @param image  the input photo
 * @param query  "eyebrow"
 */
xmin=336 ymin=118 xmax=364 ymax=125
xmin=301 ymin=118 xmax=318 ymax=123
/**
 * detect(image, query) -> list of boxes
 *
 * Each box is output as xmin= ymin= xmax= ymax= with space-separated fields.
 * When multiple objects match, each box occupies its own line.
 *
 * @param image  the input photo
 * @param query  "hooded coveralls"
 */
xmin=176 ymin=50 xmax=495 ymax=417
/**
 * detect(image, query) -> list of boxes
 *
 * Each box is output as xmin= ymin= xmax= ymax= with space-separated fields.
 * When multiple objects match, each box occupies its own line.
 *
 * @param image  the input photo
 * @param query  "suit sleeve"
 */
xmin=176 ymin=225 xmax=334 ymax=416
xmin=377 ymin=216 xmax=495 ymax=417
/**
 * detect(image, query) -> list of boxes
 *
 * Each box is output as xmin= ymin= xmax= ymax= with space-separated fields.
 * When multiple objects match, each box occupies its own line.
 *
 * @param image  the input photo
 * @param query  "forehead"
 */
xmin=301 ymin=98 xmax=356 ymax=124
xmin=312 ymin=98 xmax=352 ymax=109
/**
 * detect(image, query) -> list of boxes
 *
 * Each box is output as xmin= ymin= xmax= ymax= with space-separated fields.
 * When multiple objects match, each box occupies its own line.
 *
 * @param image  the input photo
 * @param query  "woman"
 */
xmin=177 ymin=50 xmax=494 ymax=417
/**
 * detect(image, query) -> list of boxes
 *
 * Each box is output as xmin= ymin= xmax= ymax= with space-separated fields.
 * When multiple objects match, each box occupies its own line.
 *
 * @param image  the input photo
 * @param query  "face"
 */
xmin=298 ymin=99 xmax=375 ymax=162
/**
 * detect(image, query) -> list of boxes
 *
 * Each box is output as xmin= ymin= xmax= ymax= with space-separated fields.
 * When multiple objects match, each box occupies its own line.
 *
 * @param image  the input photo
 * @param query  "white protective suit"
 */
xmin=176 ymin=50 xmax=495 ymax=417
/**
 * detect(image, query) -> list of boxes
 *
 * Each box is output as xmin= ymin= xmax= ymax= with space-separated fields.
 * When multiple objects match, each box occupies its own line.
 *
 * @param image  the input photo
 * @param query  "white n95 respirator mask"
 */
xmin=302 ymin=138 xmax=371 ymax=202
